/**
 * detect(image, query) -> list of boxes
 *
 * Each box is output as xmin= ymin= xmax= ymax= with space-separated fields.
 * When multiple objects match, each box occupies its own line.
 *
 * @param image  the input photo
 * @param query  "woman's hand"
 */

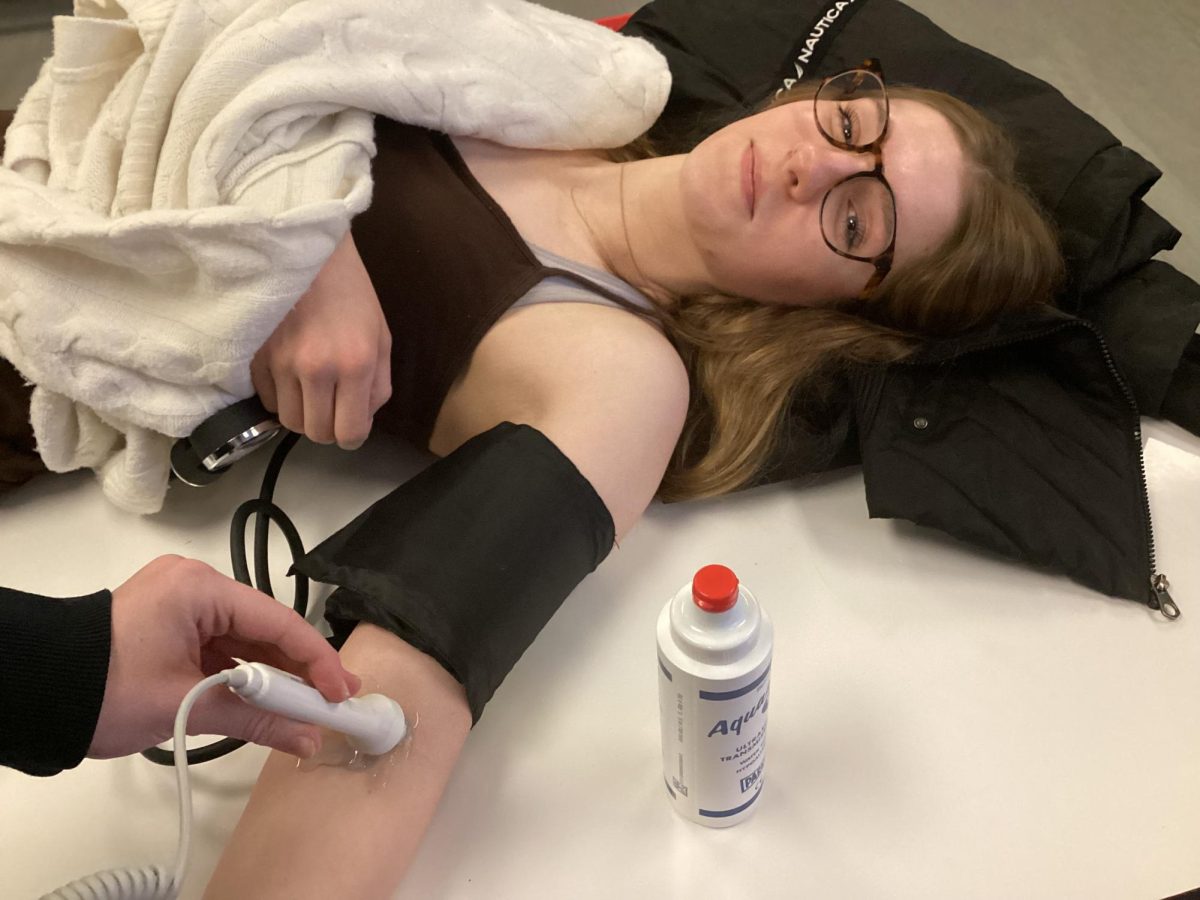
xmin=88 ymin=555 xmax=361 ymax=760
xmin=251 ymin=231 xmax=392 ymax=449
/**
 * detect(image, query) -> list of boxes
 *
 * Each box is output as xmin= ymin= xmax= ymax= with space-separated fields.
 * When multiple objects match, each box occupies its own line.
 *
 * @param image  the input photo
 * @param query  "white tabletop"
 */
xmin=3 ymin=1 xmax=1200 ymax=896
xmin=2 ymin=418 xmax=1198 ymax=900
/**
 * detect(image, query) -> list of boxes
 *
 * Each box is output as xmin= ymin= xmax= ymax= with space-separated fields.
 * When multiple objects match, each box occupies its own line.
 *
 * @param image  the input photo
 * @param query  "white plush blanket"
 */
xmin=0 ymin=0 xmax=669 ymax=513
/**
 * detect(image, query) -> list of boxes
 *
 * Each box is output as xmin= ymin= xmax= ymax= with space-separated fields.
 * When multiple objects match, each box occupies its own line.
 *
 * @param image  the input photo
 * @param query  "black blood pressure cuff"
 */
xmin=292 ymin=423 xmax=615 ymax=724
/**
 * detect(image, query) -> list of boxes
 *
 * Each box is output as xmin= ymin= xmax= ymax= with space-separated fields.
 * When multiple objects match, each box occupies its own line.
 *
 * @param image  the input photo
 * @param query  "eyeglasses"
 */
xmin=813 ymin=58 xmax=895 ymax=299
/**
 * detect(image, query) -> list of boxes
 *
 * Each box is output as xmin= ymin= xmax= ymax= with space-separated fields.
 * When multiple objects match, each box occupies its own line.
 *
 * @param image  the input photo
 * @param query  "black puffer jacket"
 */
xmin=624 ymin=0 xmax=1200 ymax=612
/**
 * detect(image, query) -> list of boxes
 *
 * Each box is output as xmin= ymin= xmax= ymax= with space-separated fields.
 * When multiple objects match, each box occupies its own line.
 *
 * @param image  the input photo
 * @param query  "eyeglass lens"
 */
xmin=815 ymin=71 xmax=894 ymax=260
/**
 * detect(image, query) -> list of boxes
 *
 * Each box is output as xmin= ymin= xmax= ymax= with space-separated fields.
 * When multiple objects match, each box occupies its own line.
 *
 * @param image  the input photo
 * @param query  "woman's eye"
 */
xmin=843 ymin=203 xmax=867 ymax=250
xmin=838 ymin=105 xmax=856 ymax=143
xmin=844 ymin=214 xmax=860 ymax=248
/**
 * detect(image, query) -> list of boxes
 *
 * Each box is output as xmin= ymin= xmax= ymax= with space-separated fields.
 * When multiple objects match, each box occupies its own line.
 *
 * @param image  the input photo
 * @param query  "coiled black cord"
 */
xmin=141 ymin=432 xmax=308 ymax=767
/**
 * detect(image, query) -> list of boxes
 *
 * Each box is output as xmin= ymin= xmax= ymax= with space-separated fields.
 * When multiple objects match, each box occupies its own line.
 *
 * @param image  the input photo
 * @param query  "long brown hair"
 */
xmin=616 ymin=85 xmax=1065 ymax=501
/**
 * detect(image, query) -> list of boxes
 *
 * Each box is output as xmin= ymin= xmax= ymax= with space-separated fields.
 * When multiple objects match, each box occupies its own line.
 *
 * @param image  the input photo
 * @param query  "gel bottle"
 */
xmin=657 ymin=564 xmax=773 ymax=827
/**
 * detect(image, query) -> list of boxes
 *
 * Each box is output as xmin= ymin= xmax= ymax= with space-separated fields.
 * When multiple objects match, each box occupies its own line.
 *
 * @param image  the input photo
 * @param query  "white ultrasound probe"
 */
xmin=226 ymin=662 xmax=408 ymax=755
xmin=43 ymin=664 xmax=406 ymax=900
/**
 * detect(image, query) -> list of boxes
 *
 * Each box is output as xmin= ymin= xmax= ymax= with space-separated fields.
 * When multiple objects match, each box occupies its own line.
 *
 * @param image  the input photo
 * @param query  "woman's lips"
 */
xmin=741 ymin=142 xmax=756 ymax=218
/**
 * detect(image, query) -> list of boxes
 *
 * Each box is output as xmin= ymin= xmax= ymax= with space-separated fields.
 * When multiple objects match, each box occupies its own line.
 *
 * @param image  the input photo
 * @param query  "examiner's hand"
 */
xmin=251 ymin=230 xmax=392 ymax=449
xmin=88 ymin=555 xmax=361 ymax=760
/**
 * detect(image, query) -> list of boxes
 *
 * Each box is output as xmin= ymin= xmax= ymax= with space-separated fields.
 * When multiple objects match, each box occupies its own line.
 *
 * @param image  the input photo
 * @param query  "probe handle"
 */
xmin=227 ymin=662 xmax=406 ymax=755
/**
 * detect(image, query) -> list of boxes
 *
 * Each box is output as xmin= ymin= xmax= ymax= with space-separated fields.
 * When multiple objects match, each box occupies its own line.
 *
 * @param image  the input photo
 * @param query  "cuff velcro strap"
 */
xmin=293 ymin=422 xmax=615 ymax=723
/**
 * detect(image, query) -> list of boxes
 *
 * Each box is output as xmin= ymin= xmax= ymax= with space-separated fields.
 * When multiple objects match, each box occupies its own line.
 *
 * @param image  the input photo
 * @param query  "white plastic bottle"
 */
xmin=657 ymin=564 xmax=773 ymax=827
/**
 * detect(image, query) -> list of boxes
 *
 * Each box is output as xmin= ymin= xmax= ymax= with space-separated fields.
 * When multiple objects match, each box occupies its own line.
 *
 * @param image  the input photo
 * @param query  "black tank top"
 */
xmin=353 ymin=117 xmax=651 ymax=448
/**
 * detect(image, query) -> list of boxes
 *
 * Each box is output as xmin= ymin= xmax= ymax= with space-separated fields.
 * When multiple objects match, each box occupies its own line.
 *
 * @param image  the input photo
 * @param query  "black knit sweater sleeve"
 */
xmin=0 ymin=587 xmax=112 ymax=776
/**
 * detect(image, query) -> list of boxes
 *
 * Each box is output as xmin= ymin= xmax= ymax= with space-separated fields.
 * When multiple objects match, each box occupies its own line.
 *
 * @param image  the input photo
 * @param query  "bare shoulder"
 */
xmin=432 ymin=301 xmax=688 ymax=450
xmin=431 ymin=302 xmax=690 ymax=538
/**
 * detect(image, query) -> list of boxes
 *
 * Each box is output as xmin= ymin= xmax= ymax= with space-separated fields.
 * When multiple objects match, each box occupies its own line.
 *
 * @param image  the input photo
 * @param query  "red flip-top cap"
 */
xmin=692 ymin=564 xmax=739 ymax=613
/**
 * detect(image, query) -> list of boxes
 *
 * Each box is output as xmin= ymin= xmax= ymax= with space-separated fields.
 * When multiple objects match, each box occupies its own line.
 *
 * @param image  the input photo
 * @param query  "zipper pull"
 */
xmin=1149 ymin=574 xmax=1180 ymax=620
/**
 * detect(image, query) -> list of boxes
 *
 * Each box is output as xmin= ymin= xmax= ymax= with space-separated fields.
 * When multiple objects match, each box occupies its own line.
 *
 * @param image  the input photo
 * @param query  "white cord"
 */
xmin=41 ymin=672 xmax=233 ymax=900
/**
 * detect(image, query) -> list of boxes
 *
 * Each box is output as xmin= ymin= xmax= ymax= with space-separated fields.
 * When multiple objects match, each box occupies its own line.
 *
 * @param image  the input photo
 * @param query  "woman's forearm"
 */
xmin=203 ymin=623 xmax=472 ymax=900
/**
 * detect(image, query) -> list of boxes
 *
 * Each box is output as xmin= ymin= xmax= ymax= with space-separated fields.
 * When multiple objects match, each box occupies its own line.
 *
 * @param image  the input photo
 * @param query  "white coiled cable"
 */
xmin=41 ymin=672 xmax=233 ymax=900
xmin=40 ymin=866 xmax=174 ymax=900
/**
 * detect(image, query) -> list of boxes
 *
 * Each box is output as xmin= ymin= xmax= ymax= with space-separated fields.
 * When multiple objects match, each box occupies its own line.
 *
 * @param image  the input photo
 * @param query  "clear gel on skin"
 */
xmin=293 ymin=675 xmax=416 ymax=791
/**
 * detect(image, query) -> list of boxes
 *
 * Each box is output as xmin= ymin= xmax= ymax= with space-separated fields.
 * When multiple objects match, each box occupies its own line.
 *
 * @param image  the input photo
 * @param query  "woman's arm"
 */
xmin=431 ymin=301 xmax=690 ymax=540
xmin=203 ymin=623 xmax=471 ymax=900
xmin=203 ymin=302 xmax=689 ymax=898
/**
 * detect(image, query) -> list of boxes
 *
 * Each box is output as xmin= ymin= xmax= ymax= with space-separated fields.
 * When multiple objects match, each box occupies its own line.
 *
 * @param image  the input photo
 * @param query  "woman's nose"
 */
xmin=784 ymin=143 xmax=875 ymax=204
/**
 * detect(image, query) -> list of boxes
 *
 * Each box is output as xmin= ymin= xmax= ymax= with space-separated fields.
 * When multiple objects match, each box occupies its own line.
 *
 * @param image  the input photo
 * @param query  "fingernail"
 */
xmin=297 ymin=738 xmax=317 ymax=759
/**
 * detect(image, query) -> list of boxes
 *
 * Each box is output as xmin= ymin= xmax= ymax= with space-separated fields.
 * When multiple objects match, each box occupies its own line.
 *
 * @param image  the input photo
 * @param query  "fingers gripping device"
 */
xmin=226 ymin=662 xmax=407 ymax=755
xmin=42 ymin=664 xmax=406 ymax=900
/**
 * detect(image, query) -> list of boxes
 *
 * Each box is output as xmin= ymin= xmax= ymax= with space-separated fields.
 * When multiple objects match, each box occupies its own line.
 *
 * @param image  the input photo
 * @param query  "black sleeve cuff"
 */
xmin=0 ymin=587 xmax=113 ymax=776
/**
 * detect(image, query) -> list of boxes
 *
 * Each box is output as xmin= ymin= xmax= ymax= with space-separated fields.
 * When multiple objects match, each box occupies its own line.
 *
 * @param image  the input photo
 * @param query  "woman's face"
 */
xmin=678 ymin=97 xmax=967 ymax=305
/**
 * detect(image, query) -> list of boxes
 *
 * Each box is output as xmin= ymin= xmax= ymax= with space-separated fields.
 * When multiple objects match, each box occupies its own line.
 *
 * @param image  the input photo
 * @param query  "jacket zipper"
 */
xmin=1076 ymin=320 xmax=1180 ymax=619
xmin=897 ymin=318 xmax=1178 ymax=619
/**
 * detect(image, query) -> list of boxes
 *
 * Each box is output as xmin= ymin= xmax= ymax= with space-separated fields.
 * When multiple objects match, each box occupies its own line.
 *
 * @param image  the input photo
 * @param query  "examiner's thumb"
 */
xmin=189 ymin=690 xmax=321 ymax=759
